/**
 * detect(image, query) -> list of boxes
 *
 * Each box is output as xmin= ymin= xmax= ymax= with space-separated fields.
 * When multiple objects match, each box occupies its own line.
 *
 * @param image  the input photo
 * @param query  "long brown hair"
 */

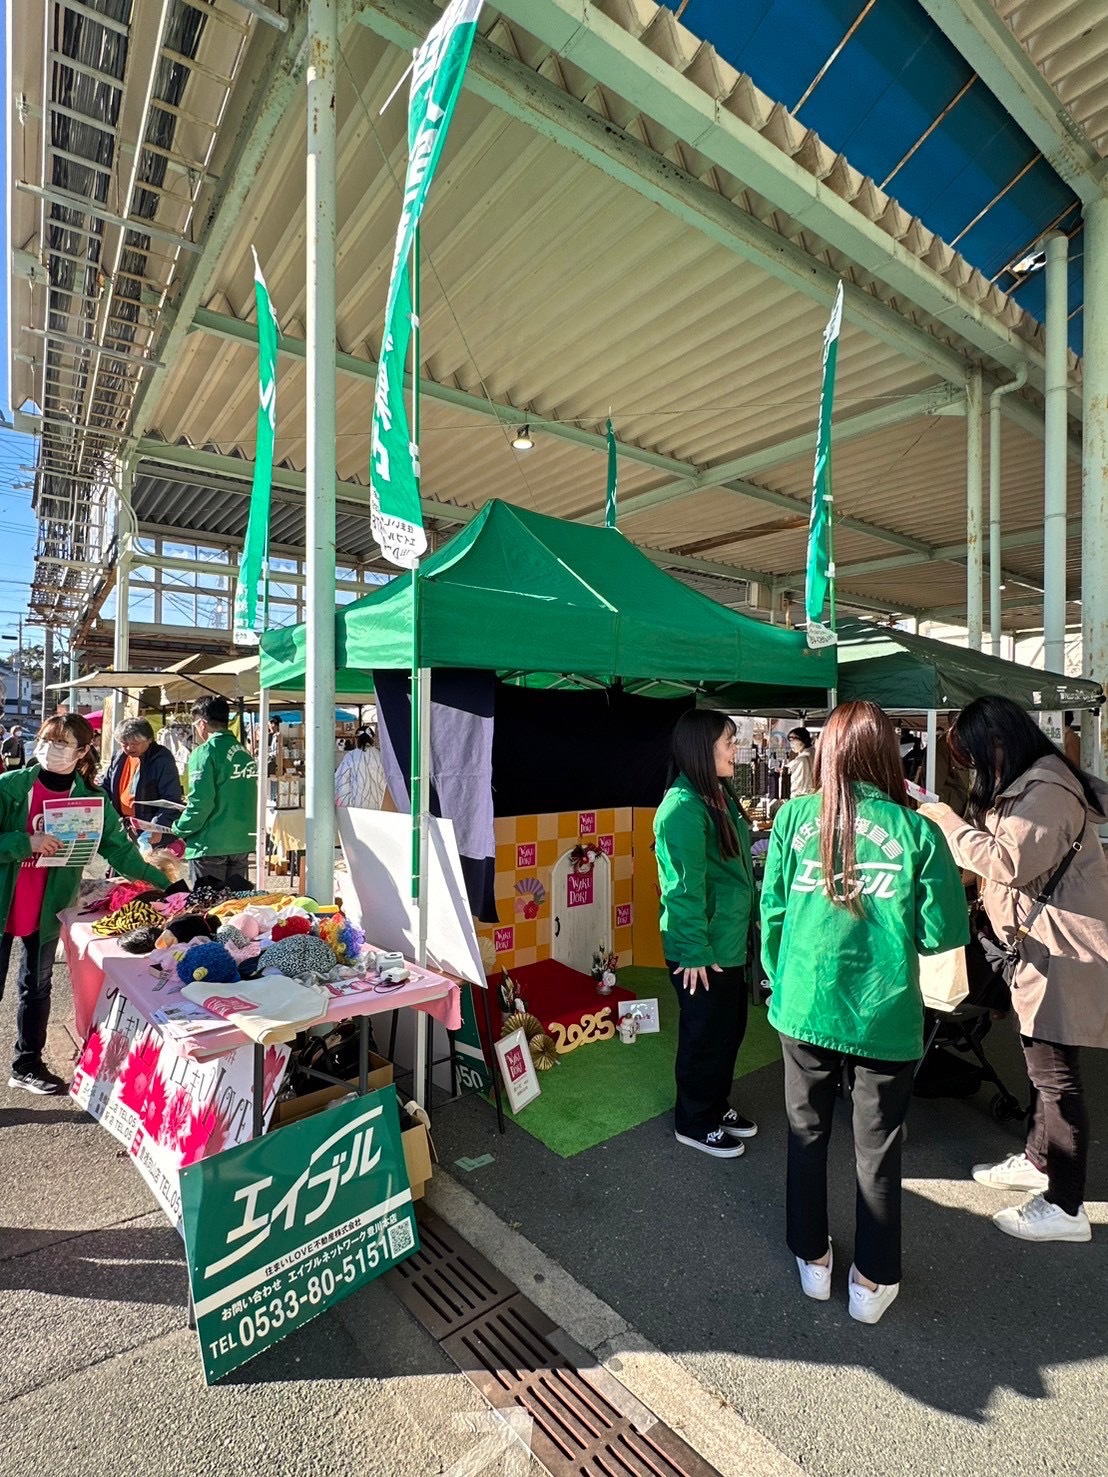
xmin=813 ymin=701 xmax=906 ymax=914
xmin=37 ymin=713 xmax=99 ymax=787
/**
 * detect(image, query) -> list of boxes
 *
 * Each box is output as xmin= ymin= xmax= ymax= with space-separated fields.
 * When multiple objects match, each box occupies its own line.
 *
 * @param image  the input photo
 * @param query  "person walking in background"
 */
xmin=921 ymin=696 xmax=1108 ymax=1246
xmin=144 ymin=696 xmax=257 ymax=885
xmin=0 ymin=714 xmax=164 ymax=1094
xmin=761 ymin=701 xmax=967 ymax=1323
xmin=654 ymin=709 xmax=757 ymax=1160
xmin=334 ymin=728 xmax=387 ymax=810
xmin=2 ymin=726 xmax=26 ymax=772
xmin=785 ymin=727 xmax=816 ymax=798
xmin=102 ymin=718 xmax=183 ymax=838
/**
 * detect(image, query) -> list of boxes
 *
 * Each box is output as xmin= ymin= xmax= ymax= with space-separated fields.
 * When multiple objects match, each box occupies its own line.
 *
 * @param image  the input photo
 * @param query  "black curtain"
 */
xmin=491 ymin=684 xmax=693 ymax=817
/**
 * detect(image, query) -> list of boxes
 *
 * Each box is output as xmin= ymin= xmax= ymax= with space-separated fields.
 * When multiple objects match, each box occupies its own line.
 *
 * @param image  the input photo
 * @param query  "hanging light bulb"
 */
xmin=511 ymin=425 xmax=534 ymax=451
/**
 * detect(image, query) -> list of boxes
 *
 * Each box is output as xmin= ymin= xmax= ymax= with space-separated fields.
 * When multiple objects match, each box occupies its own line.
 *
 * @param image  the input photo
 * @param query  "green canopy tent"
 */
xmin=260 ymin=500 xmax=836 ymax=699
xmin=833 ymin=619 xmax=1103 ymax=712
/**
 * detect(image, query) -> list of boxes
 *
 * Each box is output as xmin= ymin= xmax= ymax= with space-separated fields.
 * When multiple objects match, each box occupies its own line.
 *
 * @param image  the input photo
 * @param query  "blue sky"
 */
xmin=2 ymin=0 xmax=58 ymax=655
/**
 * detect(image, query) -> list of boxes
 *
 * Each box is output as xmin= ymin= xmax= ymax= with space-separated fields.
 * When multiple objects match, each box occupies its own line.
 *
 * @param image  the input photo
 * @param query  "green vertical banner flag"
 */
xmin=370 ymin=0 xmax=484 ymax=568
xmin=233 ymin=247 xmax=279 ymax=645
xmin=605 ymin=418 xmax=618 ymax=529
xmin=805 ymin=280 xmax=844 ymax=650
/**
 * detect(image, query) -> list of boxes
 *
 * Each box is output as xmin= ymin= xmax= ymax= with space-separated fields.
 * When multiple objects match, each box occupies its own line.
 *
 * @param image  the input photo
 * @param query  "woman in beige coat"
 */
xmin=921 ymin=696 xmax=1108 ymax=1246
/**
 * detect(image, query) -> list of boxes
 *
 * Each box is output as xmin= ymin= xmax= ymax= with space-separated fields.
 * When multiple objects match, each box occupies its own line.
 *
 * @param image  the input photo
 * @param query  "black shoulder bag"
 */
xmin=976 ymin=840 xmax=1082 ymax=990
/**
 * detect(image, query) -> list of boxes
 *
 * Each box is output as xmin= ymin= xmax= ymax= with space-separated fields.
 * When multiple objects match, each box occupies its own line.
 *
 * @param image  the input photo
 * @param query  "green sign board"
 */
xmin=180 ymin=1088 xmax=420 ymax=1384
xmin=454 ymin=984 xmax=493 ymax=1096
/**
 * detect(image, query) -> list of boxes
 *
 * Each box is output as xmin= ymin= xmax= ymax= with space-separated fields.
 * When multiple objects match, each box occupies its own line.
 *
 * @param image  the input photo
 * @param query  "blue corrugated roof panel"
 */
xmin=665 ymin=0 xmax=1084 ymax=353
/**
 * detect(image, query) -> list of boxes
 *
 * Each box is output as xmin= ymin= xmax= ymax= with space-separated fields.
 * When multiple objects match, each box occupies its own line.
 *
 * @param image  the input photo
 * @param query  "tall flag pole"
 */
xmin=605 ymin=416 xmax=618 ymax=529
xmin=232 ymin=246 xmax=279 ymax=646
xmin=805 ymin=280 xmax=844 ymax=651
xmin=370 ymin=0 xmax=483 ymax=569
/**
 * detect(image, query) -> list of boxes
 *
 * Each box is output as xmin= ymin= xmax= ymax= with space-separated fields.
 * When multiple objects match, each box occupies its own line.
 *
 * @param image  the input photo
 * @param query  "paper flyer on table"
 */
xmin=37 ymin=796 xmax=104 ymax=868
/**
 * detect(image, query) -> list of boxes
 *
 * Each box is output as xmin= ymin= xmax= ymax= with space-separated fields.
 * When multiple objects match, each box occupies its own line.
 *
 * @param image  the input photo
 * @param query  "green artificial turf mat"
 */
xmin=501 ymin=965 xmax=781 ymax=1158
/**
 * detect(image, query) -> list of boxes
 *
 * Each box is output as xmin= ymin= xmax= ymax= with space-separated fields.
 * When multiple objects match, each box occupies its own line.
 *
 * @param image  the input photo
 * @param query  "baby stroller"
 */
xmin=913 ymin=899 xmax=1028 ymax=1123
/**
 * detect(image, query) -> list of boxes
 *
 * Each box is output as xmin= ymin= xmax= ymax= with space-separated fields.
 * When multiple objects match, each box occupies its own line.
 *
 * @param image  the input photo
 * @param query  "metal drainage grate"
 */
xmin=389 ymin=1212 xmax=719 ymax=1477
xmin=388 ymin=1210 xmax=517 ymax=1340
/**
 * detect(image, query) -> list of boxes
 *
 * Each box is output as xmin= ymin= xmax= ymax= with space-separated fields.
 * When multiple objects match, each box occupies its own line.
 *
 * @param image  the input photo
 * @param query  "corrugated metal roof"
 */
xmin=996 ymin=0 xmax=1108 ymax=157
xmin=7 ymin=0 xmax=1090 ymax=640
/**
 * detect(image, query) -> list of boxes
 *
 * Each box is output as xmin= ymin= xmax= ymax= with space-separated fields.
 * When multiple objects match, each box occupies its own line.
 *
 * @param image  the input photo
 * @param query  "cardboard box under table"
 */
xmin=59 ymin=908 xmax=458 ymax=1217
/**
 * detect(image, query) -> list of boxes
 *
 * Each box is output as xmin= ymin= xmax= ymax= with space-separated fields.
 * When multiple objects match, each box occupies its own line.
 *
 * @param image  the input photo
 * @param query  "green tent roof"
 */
xmin=834 ymin=619 xmax=1104 ymax=711
xmin=260 ymin=500 xmax=835 ymax=698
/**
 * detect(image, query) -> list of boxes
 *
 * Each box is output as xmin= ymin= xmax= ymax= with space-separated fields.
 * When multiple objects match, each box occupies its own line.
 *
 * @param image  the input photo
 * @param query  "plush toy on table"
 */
xmin=175 ymin=940 xmax=241 ymax=986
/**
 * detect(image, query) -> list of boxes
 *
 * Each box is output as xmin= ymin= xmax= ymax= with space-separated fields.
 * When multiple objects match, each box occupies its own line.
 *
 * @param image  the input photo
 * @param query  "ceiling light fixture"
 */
xmin=511 ymin=425 xmax=534 ymax=451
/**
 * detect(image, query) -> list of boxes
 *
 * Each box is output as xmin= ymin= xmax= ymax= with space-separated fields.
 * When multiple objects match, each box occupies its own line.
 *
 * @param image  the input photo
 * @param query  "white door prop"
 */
xmin=551 ymin=845 xmax=612 ymax=975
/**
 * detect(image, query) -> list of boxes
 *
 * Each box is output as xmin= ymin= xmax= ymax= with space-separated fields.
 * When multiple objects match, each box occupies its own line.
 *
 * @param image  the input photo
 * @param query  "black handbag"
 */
xmin=974 ymin=840 xmax=1082 ymax=991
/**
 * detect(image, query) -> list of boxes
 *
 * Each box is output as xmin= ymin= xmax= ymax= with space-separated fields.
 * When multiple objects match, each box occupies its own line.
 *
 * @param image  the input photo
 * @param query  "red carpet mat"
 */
xmin=489 ymin=958 xmax=636 ymax=1037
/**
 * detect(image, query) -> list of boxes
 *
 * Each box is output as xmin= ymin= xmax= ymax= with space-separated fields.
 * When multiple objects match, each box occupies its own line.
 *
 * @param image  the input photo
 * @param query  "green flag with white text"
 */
xmin=233 ymin=247 xmax=278 ymax=644
xmin=370 ymin=0 xmax=484 ymax=568
xmin=805 ymin=281 xmax=844 ymax=649
xmin=605 ymin=418 xmax=618 ymax=529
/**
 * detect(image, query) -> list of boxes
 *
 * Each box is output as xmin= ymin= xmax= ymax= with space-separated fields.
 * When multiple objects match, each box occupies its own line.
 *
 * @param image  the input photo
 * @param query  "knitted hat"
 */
xmin=175 ymin=940 xmax=241 ymax=986
xmin=259 ymin=934 xmax=336 ymax=979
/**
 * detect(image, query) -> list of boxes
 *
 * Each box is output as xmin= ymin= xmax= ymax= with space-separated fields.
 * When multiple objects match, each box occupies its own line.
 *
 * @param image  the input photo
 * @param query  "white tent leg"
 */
xmin=925 ymin=709 xmax=937 ymax=794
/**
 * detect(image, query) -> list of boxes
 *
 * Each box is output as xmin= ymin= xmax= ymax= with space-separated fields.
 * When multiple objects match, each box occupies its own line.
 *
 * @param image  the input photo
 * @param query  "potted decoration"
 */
xmin=591 ymin=945 xmax=618 ymax=996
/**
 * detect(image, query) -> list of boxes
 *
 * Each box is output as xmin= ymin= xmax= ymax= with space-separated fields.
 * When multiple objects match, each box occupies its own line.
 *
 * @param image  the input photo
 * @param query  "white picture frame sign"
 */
xmin=494 ymin=1027 xmax=541 ymax=1113
xmin=617 ymin=998 xmax=660 ymax=1034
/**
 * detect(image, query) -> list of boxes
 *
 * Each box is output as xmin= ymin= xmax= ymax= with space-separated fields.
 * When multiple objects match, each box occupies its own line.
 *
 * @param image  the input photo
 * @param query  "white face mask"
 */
xmin=34 ymin=740 xmax=81 ymax=775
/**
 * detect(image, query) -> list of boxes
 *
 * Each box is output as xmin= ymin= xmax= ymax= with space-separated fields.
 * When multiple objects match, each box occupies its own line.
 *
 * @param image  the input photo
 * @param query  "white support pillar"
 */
xmin=989 ymin=369 xmax=1027 ymax=654
xmin=304 ymin=0 xmax=338 ymax=901
xmin=41 ymin=627 xmax=53 ymax=725
xmin=966 ymin=368 xmax=984 ymax=650
xmin=68 ymin=643 xmax=79 ymax=713
xmin=1082 ymin=198 xmax=1108 ymax=777
xmin=113 ymin=459 xmax=134 ymax=671
xmin=255 ymin=684 xmax=270 ymax=889
xmin=925 ymin=709 xmax=938 ymax=795
xmin=1044 ymin=231 xmax=1069 ymax=674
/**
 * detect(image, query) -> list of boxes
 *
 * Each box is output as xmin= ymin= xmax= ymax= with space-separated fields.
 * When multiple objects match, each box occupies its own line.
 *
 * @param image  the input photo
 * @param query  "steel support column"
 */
xmin=304 ymin=0 xmax=338 ymax=901
xmin=1082 ymin=198 xmax=1108 ymax=776
xmin=68 ymin=644 xmax=79 ymax=713
xmin=113 ymin=459 xmax=134 ymax=671
xmin=966 ymin=369 xmax=984 ymax=650
xmin=989 ymin=370 xmax=1026 ymax=654
xmin=1044 ymin=232 xmax=1069 ymax=675
xmin=41 ymin=628 xmax=53 ymax=725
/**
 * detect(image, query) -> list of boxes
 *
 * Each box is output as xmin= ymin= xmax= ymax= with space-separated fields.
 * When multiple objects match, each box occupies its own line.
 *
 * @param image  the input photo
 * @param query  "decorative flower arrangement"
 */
xmin=570 ymin=842 xmax=598 ymax=876
xmin=591 ymin=945 xmax=618 ymax=995
xmin=514 ymin=877 xmax=546 ymax=919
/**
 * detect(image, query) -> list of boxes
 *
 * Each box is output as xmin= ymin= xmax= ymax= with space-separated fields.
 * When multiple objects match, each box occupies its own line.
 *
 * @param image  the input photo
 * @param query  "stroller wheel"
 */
xmin=990 ymin=1091 xmax=1023 ymax=1123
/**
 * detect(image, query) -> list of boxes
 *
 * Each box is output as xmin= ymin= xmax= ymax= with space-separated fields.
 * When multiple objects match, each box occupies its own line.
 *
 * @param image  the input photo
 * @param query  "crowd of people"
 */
xmin=655 ymin=697 xmax=1108 ymax=1324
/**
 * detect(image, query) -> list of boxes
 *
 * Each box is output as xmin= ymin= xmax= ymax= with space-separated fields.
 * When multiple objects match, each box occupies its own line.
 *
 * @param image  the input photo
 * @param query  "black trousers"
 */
xmin=189 ymin=853 xmax=251 ymax=887
xmin=781 ymin=1035 xmax=916 ymax=1287
xmin=666 ymin=961 xmax=748 ymax=1136
xmin=1022 ymin=1037 xmax=1088 ymax=1216
xmin=0 ymin=932 xmax=56 ymax=1073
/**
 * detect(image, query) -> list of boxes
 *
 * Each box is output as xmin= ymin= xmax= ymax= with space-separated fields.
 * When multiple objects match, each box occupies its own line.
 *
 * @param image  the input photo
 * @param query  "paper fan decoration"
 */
xmin=502 ymin=1011 xmax=544 ymax=1042
xmin=530 ymin=1033 xmax=558 ymax=1070
xmin=514 ymin=877 xmax=547 ymax=917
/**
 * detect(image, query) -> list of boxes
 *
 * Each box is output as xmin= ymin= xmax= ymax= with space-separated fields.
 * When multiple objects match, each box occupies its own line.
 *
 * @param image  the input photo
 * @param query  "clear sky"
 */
xmin=2 ymin=0 xmax=57 ymax=656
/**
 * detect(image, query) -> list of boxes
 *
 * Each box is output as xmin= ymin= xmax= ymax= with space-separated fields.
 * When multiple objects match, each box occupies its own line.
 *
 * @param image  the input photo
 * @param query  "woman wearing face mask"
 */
xmin=0 ymin=714 xmax=165 ymax=1095
xmin=785 ymin=728 xmax=816 ymax=798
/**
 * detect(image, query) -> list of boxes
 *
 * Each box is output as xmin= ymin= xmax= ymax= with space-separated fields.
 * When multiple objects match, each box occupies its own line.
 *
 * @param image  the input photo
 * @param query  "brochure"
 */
xmin=37 ymin=796 xmax=104 ymax=869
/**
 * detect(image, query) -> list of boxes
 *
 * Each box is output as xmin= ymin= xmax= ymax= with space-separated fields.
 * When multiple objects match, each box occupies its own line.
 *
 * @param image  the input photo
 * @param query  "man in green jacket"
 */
xmin=152 ymin=696 xmax=257 ymax=885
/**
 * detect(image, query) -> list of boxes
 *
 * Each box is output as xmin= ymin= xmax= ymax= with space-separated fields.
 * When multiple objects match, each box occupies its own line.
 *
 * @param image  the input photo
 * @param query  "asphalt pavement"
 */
xmin=431 ymin=1002 xmax=1108 ymax=1477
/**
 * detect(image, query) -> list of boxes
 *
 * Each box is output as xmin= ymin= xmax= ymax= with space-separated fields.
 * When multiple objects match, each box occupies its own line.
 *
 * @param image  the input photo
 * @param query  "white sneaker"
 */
xmin=796 ymin=1240 xmax=832 ymax=1301
xmin=848 ymin=1266 xmax=899 ymax=1325
xmin=972 ymin=1152 xmax=1049 ymax=1192
xmin=993 ymin=1193 xmax=1092 ymax=1243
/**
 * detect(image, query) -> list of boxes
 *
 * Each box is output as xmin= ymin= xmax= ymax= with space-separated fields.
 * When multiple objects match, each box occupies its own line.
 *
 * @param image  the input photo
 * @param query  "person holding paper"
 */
xmin=0 ymin=713 xmax=165 ymax=1095
xmin=761 ymin=701 xmax=966 ymax=1324
xmin=102 ymin=718 xmax=183 ymax=837
xmin=920 ymin=697 xmax=1108 ymax=1246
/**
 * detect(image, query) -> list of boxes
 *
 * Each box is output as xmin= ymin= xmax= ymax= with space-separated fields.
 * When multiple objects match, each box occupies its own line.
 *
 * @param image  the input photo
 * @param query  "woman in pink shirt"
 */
xmin=0 ymin=714 xmax=164 ymax=1094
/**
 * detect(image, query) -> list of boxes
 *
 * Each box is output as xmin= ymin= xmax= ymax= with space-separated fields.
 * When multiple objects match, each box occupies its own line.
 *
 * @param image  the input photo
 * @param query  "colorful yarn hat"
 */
xmin=92 ymin=899 xmax=164 ymax=937
xmin=175 ymin=940 xmax=240 ymax=985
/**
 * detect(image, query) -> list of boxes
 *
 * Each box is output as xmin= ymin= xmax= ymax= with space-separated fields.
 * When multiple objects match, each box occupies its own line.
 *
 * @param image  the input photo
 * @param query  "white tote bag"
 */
xmin=918 ymin=948 xmax=971 ymax=1014
xmin=182 ymin=975 xmax=329 ymax=1045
